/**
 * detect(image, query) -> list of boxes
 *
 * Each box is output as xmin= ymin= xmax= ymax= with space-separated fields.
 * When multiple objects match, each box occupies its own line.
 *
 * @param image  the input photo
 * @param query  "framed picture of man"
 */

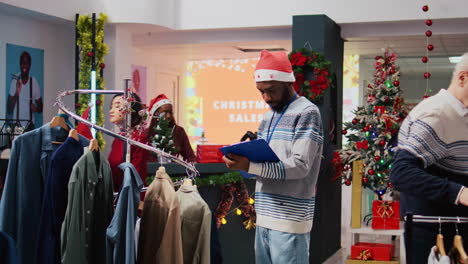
xmin=4 ymin=43 xmax=44 ymax=130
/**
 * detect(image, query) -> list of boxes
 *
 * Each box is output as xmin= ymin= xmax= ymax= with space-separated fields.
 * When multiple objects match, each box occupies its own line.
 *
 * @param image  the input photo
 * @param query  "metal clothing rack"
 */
xmin=55 ymin=89 xmax=199 ymax=175
xmin=405 ymin=213 xmax=468 ymax=264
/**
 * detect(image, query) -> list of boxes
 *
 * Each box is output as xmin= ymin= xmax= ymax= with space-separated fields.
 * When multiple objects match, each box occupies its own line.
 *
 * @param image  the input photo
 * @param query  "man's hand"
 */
xmin=222 ymin=153 xmax=250 ymax=171
xmin=459 ymin=187 xmax=468 ymax=206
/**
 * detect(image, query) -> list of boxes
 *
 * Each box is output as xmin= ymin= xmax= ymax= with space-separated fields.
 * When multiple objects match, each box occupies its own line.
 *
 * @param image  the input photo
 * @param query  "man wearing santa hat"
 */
xmin=222 ymin=50 xmax=324 ymax=263
xmin=148 ymin=94 xmax=196 ymax=162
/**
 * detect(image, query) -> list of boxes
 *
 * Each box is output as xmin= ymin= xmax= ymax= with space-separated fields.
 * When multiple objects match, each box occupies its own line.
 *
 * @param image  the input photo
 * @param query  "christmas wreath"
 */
xmin=289 ymin=48 xmax=334 ymax=102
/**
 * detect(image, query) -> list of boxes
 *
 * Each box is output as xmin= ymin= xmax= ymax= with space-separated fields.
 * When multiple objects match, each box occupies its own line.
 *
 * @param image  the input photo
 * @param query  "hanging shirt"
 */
xmin=0 ymin=124 xmax=89 ymax=264
xmin=106 ymin=163 xmax=143 ymax=264
xmin=137 ymin=167 xmax=183 ymax=264
xmin=35 ymin=137 xmax=84 ymax=264
xmin=427 ymin=246 xmax=451 ymax=264
xmin=0 ymin=231 xmax=19 ymax=264
xmin=61 ymin=150 xmax=114 ymax=264
xmin=176 ymin=184 xmax=211 ymax=264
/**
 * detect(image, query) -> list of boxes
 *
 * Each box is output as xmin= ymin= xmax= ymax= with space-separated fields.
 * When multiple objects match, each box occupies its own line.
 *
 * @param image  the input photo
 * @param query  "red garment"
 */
xmin=108 ymin=131 xmax=149 ymax=192
xmin=173 ymin=125 xmax=196 ymax=163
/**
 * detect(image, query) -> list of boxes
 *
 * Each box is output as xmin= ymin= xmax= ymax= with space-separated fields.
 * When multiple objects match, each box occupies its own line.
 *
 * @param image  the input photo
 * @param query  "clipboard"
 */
xmin=219 ymin=139 xmax=279 ymax=178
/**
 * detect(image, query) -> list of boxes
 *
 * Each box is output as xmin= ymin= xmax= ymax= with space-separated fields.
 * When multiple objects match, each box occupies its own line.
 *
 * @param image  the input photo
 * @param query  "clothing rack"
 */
xmin=55 ymin=89 xmax=199 ymax=175
xmin=405 ymin=213 xmax=468 ymax=264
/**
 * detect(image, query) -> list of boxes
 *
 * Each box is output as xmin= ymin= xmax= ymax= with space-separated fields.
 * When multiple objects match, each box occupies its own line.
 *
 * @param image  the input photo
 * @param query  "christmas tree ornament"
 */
xmin=100 ymin=63 xmax=106 ymax=69
xmin=388 ymin=182 xmax=393 ymax=188
xmin=427 ymin=44 xmax=434 ymax=51
xmin=87 ymin=51 xmax=94 ymax=57
xmin=352 ymin=119 xmax=358 ymax=125
xmin=363 ymin=126 xmax=369 ymax=132
xmin=375 ymin=156 xmax=381 ymax=161
xmin=426 ymin=19 xmax=433 ymax=26
xmin=342 ymin=129 xmax=347 ymax=135
xmin=425 ymin=30 xmax=432 ymax=37
xmin=379 ymin=140 xmax=386 ymax=147
xmin=421 ymin=56 xmax=428 ymax=63
xmin=368 ymin=84 xmax=373 ymax=88
xmin=368 ymin=169 xmax=375 ymax=175
xmin=384 ymin=80 xmax=393 ymax=88
xmin=362 ymin=177 xmax=369 ymax=184
xmin=393 ymin=81 xmax=400 ymax=86
xmin=345 ymin=180 xmax=351 ymax=186
xmin=390 ymin=69 xmax=396 ymax=74
xmin=422 ymin=5 xmax=429 ymax=12
xmin=424 ymin=72 xmax=431 ymax=79
xmin=375 ymin=56 xmax=381 ymax=60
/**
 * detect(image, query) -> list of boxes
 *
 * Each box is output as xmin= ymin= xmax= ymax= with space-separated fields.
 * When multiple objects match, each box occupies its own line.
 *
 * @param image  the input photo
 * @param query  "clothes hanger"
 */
xmin=452 ymin=217 xmax=468 ymax=262
xmin=89 ymin=138 xmax=99 ymax=152
xmin=68 ymin=129 xmax=79 ymax=141
xmin=436 ymin=217 xmax=447 ymax=257
xmin=50 ymin=110 xmax=70 ymax=131
xmin=183 ymin=167 xmax=194 ymax=186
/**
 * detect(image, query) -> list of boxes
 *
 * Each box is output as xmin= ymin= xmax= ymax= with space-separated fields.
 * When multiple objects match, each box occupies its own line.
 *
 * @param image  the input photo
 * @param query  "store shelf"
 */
xmin=346 ymin=258 xmax=399 ymax=264
xmin=350 ymin=222 xmax=404 ymax=236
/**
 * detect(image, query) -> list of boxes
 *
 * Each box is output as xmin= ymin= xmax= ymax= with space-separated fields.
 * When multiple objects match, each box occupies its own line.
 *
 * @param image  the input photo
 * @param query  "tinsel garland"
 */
xmin=76 ymin=13 xmax=109 ymax=148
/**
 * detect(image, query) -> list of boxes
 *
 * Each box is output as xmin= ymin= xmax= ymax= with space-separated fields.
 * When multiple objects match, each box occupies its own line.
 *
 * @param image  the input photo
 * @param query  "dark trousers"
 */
xmin=405 ymin=223 xmax=467 ymax=264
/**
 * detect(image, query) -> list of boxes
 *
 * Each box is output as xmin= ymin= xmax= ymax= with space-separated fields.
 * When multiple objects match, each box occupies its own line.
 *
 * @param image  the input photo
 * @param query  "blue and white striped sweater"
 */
xmin=248 ymin=96 xmax=323 ymax=234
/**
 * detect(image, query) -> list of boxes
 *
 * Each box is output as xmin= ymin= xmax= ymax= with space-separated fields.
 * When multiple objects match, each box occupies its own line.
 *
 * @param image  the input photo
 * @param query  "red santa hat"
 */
xmin=76 ymin=106 xmax=93 ymax=140
xmin=254 ymin=50 xmax=295 ymax=83
xmin=148 ymin=94 xmax=172 ymax=115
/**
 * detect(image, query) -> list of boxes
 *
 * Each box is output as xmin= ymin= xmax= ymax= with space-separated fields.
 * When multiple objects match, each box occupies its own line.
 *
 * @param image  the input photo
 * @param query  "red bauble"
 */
xmin=393 ymin=81 xmax=400 ymax=86
xmin=423 ymin=95 xmax=431 ymax=99
xmin=342 ymin=129 xmax=347 ymax=135
xmin=379 ymin=140 xmax=386 ymax=146
xmin=87 ymin=51 xmax=94 ymax=57
xmin=368 ymin=84 xmax=373 ymax=88
xmin=388 ymin=182 xmax=393 ymax=188
xmin=368 ymin=169 xmax=375 ymax=175
xmin=362 ymin=177 xmax=369 ymax=184
xmin=390 ymin=69 xmax=396 ymax=74
xmin=424 ymin=72 xmax=431 ymax=79
xmin=385 ymin=97 xmax=390 ymax=103
xmin=422 ymin=5 xmax=429 ymax=12
xmin=352 ymin=119 xmax=358 ymax=125
xmin=425 ymin=30 xmax=432 ymax=37
xmin=75 ymin=103 xmax=80 ymax=108
xmin=96 ymin=100 xmax=102 ymax=105
xmin=391 ymin=129 xmax=398 ymax=135
xmin=375 ymin=156 xmax=381 ymax=161
xmin=345 ymin=180 xmax=351 ymax=186
xmin=100 ymin=63 xmax=106 ymax=69
xmin=363 ymin=126 xmax=369 ymax=132
xmin=426 ymin=19 xmax=433 ymax=26
xmin=427 ymin=44 xmax=434 ymax=51
xmin=375 ymin=56 xmax=381 ymax=60
xmin=422 ymin=56 xmax=428 ymax=63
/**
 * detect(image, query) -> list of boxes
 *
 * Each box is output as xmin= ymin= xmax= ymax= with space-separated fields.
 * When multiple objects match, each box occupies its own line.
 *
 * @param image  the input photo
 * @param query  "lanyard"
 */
xmin=266 ymin=93 xmax=297 ymax=144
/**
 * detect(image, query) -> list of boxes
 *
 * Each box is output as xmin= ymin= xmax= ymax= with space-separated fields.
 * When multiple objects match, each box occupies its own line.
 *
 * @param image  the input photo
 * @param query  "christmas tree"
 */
xmin=335 ymin=51 xmax=407 ymax=196
xmin=151 ymin=115 xmax=178 ymax=155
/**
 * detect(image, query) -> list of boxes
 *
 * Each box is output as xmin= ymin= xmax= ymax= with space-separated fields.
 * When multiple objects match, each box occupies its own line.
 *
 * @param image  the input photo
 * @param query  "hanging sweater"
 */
xmin=390 ymin=89 xmax=468 ymax=217
xmin=248 ymin=96 xmax=323 ymax=234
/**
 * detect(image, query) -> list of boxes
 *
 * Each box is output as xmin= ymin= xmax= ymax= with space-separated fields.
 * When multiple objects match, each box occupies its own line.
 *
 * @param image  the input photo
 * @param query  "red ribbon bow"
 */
xmin=377 ymin=201 xmax=395 ymax=218
xmin=358 ymin=249 xmax=373 ymax=260
xmin=374 ymin=106 xmax=386 ymax=114
xmin=356 ymin=140 xmax=369 ymax=150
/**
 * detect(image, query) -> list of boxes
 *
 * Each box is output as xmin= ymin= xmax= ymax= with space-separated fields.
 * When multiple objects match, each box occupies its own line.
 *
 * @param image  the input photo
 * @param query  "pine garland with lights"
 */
xmin=75 ymin=13 xmax=109 ymax=148
xmin=335 ymin=51 xmax=407 ymax=196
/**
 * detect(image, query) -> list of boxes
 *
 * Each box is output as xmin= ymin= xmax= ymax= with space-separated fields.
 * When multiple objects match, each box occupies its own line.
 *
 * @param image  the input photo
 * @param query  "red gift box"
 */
xmin=196 ymin=145 xmax=227 ymax=163
xmin=371 ymin=200 xmax=400 ymax=230
xmin=351 ymin=242 xmax=395 ymax=261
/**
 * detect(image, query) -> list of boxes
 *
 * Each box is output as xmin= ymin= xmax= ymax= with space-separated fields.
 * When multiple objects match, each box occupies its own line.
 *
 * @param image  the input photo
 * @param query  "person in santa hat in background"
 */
xmin=147 ymin=94 xmax=196 ymax=163
xmin=107 ymin=93 xmax=150 ymax=192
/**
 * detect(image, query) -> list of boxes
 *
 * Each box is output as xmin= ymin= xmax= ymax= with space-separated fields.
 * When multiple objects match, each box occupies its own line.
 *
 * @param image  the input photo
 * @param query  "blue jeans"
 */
xmin=255 ymin=226 xmax=310 ymax=264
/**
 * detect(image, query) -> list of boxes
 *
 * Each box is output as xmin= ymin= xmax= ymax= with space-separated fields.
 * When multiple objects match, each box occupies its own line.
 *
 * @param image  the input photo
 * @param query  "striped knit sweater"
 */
xmin=391 ymin=89 xmax=468 ymax=217
xmin=248 ymin=96 xmax=323 ymax=234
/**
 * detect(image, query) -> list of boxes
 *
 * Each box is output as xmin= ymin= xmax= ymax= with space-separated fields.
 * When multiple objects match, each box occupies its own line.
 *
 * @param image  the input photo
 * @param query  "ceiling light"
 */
xmin=237 ymin=47 xmax=286 ymax=53
xmin=449 ymin=56 xmax=462 ymax=64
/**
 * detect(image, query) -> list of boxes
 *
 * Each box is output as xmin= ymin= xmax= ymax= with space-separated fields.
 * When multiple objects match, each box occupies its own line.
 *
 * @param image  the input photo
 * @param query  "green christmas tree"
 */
xmin=151 ymin=115 xmax=178 ymax=155
xmin=335 ymin=51 xmax=407 ymax=196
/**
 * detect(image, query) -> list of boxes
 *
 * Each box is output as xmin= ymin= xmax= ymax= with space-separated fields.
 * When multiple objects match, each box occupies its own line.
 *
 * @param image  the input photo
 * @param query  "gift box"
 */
xmin=196 ymin=145 xmax=227 ymax=163
xmin=351 ymin=242 xmax=395 ymax=261
xmin=371 ymin=200 xmax=400 ymax=230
